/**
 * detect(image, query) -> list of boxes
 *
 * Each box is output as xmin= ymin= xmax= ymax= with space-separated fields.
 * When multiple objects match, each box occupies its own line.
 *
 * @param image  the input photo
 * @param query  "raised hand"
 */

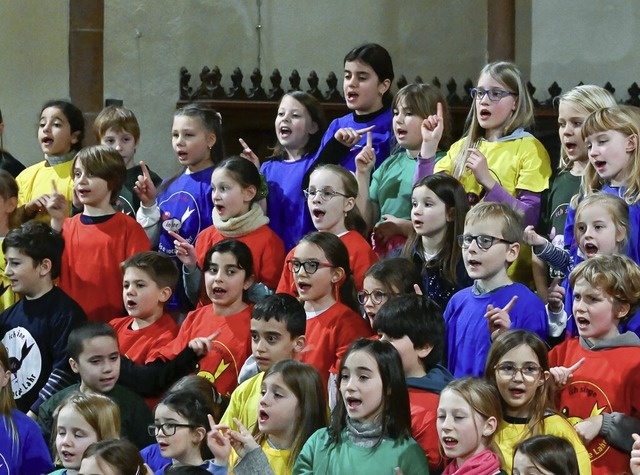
xmin=420 ymin=101 xmax=444 ymax=158
xmin=547 ymin=276 xmax=566 ymax=313
xmin=206 ymin=414 xmax=231 ymax=465
xmin=239 ymin=138 xmax=261 ymax=169
xmin=523 ymin=225 xmax=548 ymax=247
xmin=355 ymin=132 xmax=376 ymax=176
xmin=227 ymin=417 xmax=259 ymax=459
xmin=334 ymin=125 xmax=375 ymax=148
xmin=188 ymin=331 xmax=220 ymax=356
xmin=45 ymin=180 xmax=69 ymax=231
xmin=485 ymin=296 xmax=518 ymax=340
xmin=550 ymin=357 xmax=585 ymax=388
xmin=169 ymin=231 xmax=197 ymax=269
xmin=133 ymin=161 xmax=158 ymax=207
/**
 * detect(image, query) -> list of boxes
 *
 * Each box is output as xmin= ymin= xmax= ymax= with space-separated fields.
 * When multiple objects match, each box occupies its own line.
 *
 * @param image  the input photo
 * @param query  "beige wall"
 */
xmin=3 ymin=1 xmax=640 ymax=177
xmin=0 ymin=0 xmax=69 ymax=166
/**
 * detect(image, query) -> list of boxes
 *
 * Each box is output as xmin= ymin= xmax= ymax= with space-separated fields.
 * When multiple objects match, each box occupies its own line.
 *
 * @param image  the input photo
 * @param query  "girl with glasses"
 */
xmin=277 ymin=164 xmax=377 ymax=296
xmin=416 ymin=61 xmax=552 ymax=288
xmin=287 ymin=232 xmax=371 ymax=402
xmin=484 ymin=330 xmax=591 ymax=474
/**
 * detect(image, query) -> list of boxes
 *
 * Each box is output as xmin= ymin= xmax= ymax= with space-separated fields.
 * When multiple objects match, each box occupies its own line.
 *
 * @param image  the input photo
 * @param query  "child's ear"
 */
xmin=159 ymin=286 xmax=172 ymax=304
xmin=6 ymin=196 xmax=17 ymax=214
xmin=243 ymin=274 xmax=256 ymax=290
xmin=292 ymin=335 xmax=306 ymax=355
xmin=538 ymin=370 xmax=550 ymax=388
xmin=343 ymin=196 xmax=355 ymax=213
xmin=242 ymin=184 xmax=257 ymax=203
xmin=615 ymin=302 xmax=631 ymax=321
xmin=626 ymin=133 xmax=638 ymax=152
xmin=308 ymin=121 xmax=319 ymax=135
xmin=505 ymin=242 xmax=520 ymax=264
xmin=38 ymin=258 xmax=52 ymax=277
xmin=69 ymin=358 xmax=79 ymax=374
xmin=482 ymin=415 xmax=498 ymax=438
xmin=70 ymin=130 xmax=81 ymax=146
xmin=192 ymin=426 xmax=207 ymax=446
xmin=331 ymin=267 xmax=345 ymax=284
xmin=207 ymin=133 xmax=217 ymax=150
xmin=378 ymin=78 xmax=392 ymax=96
xmin=0 ymin=369 xmax=10 ymax=389
xmin=416 ymin=344 xmax=433 ymax=359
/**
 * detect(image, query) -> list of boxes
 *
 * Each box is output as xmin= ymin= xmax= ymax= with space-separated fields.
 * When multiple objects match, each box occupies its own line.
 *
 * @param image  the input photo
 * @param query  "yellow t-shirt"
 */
xmin=228 ymin=439 xmax=292 ymax=475
xmin=0 ymin=241 xmax=18 ymax=312
xmin=220 ymin=372 xmax=264 ymax=432
xmin=496 ymin=413 xmax=591 ymax=474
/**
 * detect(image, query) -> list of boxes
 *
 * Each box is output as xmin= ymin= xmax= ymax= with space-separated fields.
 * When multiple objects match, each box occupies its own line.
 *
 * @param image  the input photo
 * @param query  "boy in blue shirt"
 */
xmin=445 ymin=201 xmax=547 ymax=377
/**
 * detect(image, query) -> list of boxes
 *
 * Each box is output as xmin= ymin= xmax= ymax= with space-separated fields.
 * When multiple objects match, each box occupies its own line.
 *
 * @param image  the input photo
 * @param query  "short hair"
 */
xmin=574 ymin=192 xmax=629 ymax=252
xmin=464 ymin=201 xmax=524 ymax=244
xmin=251 ymin=293 xmax=306 ymax=338
xmin=2 ymin=221 xmax=65 ymax=279
xmin=40 ymin=100 xmax=85 ymax=152
xmin=93 ymin=105 xmax=141 ymax=142
xmin=569 ymin=254 xmax=640 ymax=322
xmin=515 ymin=435 xmax=579 ymax=475
xmin=73 ymin=145 xmax=127 ymax=202
xmin=67 ymin=322 xmax=118 ymax=361
xmin=374 ymin=295 xmax=445 ymax=371
xmin=82 ymin=439 xmax=145 ymax=475
xmin=121 ymin=251 xmax=179 ymax=290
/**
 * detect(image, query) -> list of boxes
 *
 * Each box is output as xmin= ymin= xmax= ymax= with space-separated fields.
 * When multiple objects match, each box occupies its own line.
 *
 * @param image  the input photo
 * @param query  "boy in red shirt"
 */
xmin=550 ymin=255 xmax=640 ymax=475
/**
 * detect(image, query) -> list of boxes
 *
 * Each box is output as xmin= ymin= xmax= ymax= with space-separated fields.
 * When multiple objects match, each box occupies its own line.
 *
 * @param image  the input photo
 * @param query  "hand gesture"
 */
xmin=547 ymin=276 xmax=566 ymax=313
xmin=465 ymin=148 xmax=496 ymax=190
xmin=25 ymin=194 xmax=50 ymax=218
xmin=573 ymin=414 xmax=603 ymax=446
xmin=354 ymin=132 xmax=375 ymax=176
xmin=550 ymin=357 xmax=585 ymax=389
xmin=334 ymin=125 xmax=375 ymax=148
xmin=206 ymin=414 xmax=231 ymax=465
xmin=485 ymin=296 xmax=517 ymax=341
xmin=169 ymin=231 xmax=197 ymax=269
xmin=188 ymin=331 xmax=220 ymax=356
xmin=227 ymin=418 xmax=259 ymax=459
xmin=630 ymin=433 xmax=640 ymax=475
xmin=373 ymin=214 xmax=404 ymax=246
xmin=420 ymin=101 xmax=444 ymax=158
xmin=523 ymin=225 xmax=548 ymax=247
xmin=133 ymin=161 xmax=158 ymax=207
xmin=239 ymin=138 xmax=261 ymax=169
xmin=45 ymin=181 xmax=69 ymax=231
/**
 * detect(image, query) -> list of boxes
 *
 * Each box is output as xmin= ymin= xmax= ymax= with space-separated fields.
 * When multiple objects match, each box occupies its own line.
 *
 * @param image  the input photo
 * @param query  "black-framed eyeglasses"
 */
xmin=148 ymin=422 xmax=197 ymax=437
xmin=470 ymin=88 xmax=518 ymax=102
xmin=303 ymin=188 xmax=349 ymax=202
xmin=286 ymin=259 xmax=336 ymax=274
xmin=494 ymin=362 xmax=543 ymax=381
xmin=357 ymin=289 xmax=393 ymax=305
xmin=457 ymin=234 xmax=514 ymax=250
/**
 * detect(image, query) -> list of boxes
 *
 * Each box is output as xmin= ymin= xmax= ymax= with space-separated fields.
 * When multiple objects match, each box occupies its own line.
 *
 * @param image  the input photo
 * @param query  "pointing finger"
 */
xmin=503 ymin=295 xmax=518 ymax=313
xmin=355 ymin=125 xmax=376 ymax=135
xmin=436 ymin=101 xmax=443 ymax=119
xmin=139 ymin=161 xmax=151 ymax=180
xmin=366 ymin=131 xmax=373 ymax=149
xmin=239 ymin=138 xmax=251 ymax=152
xmin=567 ymin=357 xmax=586 ymax=373
xmin=169 ymin=231 xmax=187 ymax=243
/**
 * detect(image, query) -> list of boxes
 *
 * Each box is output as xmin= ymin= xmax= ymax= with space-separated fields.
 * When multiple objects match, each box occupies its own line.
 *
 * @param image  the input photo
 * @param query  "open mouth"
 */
xmin=296 ymin=282 xmax=311 ymax=293
xmin=396 ymin=128 xmax=407 ymax=139
xmin=441 ymin=436 xmax=458 ymax=448
xmin=126 ymin=299 xmax=137 ymax=309
xmin=582 ymin=242 xmax=598 ymax=255
xmin=42 ymin=138 xmax=54 ymax=146
xmin=346 ymin=92 xmax=359 ymax=102
xmin=211 ymin=287 xmax=227 ymax=297
xmin=576 ymin=316 xmax=590 ymax=330
xmin=564 ymin=142 xmax=577 ymax=154
xmin=215 ymin=204 xmax=226 ymax=214
xmin=176 ymin=151 xmax=188 ymax=160
xmin=279 ymin=126 xmax=292 ymax=138
xmin=258 ymin=410 xmax=269 ymax=423
xmin=509 ymin=387 xmax=526 ymax=398
xmin=466 ymin=259 xmax=481 ymax=269
xmin=346 ymin=396 xmax=362 ymax=410
xmin=312 ymin=208 xmax=326 ymax=219
xmin=479 ymin=109 xmax=491 ymax=120
xmin=593 ymin=160 xmax=606 ymax=170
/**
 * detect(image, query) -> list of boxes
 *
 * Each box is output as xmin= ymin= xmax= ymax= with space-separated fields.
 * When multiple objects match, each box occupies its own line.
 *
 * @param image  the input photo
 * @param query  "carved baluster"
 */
xmin=192 ymin=66 xmax=211 ymax=100
xmin=306 ymin=71 xmax=324 ymax=101
xmin=604 ymin=82 xmax=616 ymax=97
xmin=248 ymin=68 xmax=267 ymax=100
xmin=414 ymin=75 xmax=423 ymax=84
xmin=179 ymin=67 xmax=192 ymax=101
xmin=627 ymin=82 xmax=640 ymax=107
xmin=527 ymin=81 xmax=539 ymax=107
xmin=396 ymin=75 xmax=408 ymax=90
xmin=228 ymin=67 xmax=247 ymax=99
xmin=543 ymin=82 xmax=562 ymax=107
xmin=324 ymin=72 xmax=343 ymax=103
xmin=432 ymin=76 xmax=441 ymax=89
xmin=208 ymin=66 xmax=226 ymax=100
xmin=288 ymin=70 xmax=301 ymax=92
xmin=267 ymin=69 xmax=284 ymax=100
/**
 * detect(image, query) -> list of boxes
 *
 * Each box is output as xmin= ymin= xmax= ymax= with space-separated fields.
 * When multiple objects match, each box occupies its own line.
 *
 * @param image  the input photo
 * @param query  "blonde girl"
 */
xmin=418 ymin=61 xmax=552 ymax=287
xmin=0 ymin=343 xmax=53 ymax=474
xmin=484 ymin=330 xmax=591 ymax=474
xmin=355 ymin=83 xmax=452 ymax=255
xmin=208 ymin=360 xmax=329 ymax=475
xmin=564 ymin=105 xmax=640 ymax=266
xmin=437 ymin=377 xmax=504 ymax=475
xmin=277 ymin=164 xmax=377 ymax=295
xmin=174 ymin=156 xmax=285 ymax=306
xmin=50 ymin=392 xmax=120 ymax=475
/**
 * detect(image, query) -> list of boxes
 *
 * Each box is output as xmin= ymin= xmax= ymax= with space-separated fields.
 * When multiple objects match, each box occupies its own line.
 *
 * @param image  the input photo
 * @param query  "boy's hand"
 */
xmin=465 ymin=148 xmax=496 ymax=190
xmin=354 ymin=132 xmax=376 ymax=176
xmin=46 ymin=181 xmax=69 ymax=231
xmin=169 ymin=231 xmax=197 ymax=269
xmin=550 ymin=357 xmax=585 ymax=388
xmin=631 ymin=433 xmax=640 ymax=475
xmin=188 ymin=331 xmax=220 ymax=356
xmin=485 ymin=296 xmax=517 ymax=340
xmin=206 ymin=414 xmax=231 ymax=465
xmin=574 ymin=414 xmax=603 ymax=446
xmin=227 ymin=417 xmax=259 ymax=459
xmin=420 ymin=101 xmax=444 ymax=158
xmin=239 ymin=138 xmax=261 ymax=169
xmin=134 ymin=162 xmax=158 ymax=207
xmin=523 ymin=225 xmax=548 ymax=247
xmin=547 ymin=276 xmax=565 ymax=313
xmin=25 ymin=194 xmax=51 ymax=218
xmin=334 ymin=125 xmax=375 ymax=148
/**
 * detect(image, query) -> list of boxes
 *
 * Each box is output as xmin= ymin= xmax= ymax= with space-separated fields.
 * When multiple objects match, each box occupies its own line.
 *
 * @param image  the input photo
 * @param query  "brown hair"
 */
xmin=121 ymin=251 xmax=180 ymax=291
xmin=73 ymin=145 xmax=127 ymax=203
xmin=82 ymin=439 xmax=146 ymax=475
xmin=93 ymin=106 xmax=141 ymax=142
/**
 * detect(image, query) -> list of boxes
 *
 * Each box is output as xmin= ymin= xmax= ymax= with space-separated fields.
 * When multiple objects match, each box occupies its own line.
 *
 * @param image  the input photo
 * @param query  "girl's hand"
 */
xmin=169 ymin=231 xmax=197 ymax=269
xmin=25 ymin=194 xmax=51 ymax=217
xmin=485 ymin=296 xmax=517 ymax=340
xmin=239 ymin=138 xmax=261 ymax=169
xmin=550 ymin=357 xmax=585 ymax=388
xmin=45 ymin=181 xmax=69 ymax=231
xmin=420 ymin=101 xmax=444 ymax=158
xmin=206 ymin=414 xmax=231 ymax=465
xmin=465 ymin=149 xmax=496 ymax=190
xmin=573 ymin=414 xmax=603 ymax=446
xmin=354 ymin=132 xmax=375 ymax=176
xmin=523 ymin=225 xmax=548 ymax=247
xmin=373 ymin=214 xmax=409 ymax=245
xmin=547 ymin=276 xmax=565 ymax=313
xmin=227 ymin=418 xmax=259 ymax=459
xmin=188 ymin=331 xmax=220 ymax=356
xmin=334 ymin=125 xmax=375 ymax=148
xmin=630 ymin=433 xmax=640 ymax=475
xmin=134 ymin=161 xmax=158 ymax=207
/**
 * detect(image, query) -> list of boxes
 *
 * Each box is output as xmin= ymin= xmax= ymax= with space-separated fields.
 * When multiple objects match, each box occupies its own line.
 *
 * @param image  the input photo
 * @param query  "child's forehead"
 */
xmin=251 ymin=316 xmax=288 ymax=334
xmin=4 ymin=247 xmax=32 ymax=261
xmin=208 ymin=251 xmax=240 ymax=266
xmin=79 ymin=335 xmax=119 ymax=357
xmin=40 ymin=106 xmax=68 ymax=122
xmin=464 ymin=216 xmax=504 ymax=235
xmin=123 ymin=265 xmax=154 ymax=281
xmin=293 ymin=241 xmax=324 ymax=259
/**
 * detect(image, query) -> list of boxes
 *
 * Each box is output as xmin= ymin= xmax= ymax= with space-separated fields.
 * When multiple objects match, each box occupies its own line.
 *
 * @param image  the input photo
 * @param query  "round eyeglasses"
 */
xmin=494 ymin=363 xmax=542 ymax=381
xmin=470 ymin=88 xmax=518 ymax=102
xmin=457 ymin=234 xmax=513 ymax=250
xmin=286 ymin=259 xmax=336 ymax=274
xmin=357 ymin=289 xmax=392 ymax=305
xmin=303 ymin=188 xmax=349 ymax=202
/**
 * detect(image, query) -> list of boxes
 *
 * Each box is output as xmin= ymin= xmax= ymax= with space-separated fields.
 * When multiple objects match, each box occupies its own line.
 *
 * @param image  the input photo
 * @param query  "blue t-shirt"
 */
xmin=0 ymin=410 xmax=53 ymax=475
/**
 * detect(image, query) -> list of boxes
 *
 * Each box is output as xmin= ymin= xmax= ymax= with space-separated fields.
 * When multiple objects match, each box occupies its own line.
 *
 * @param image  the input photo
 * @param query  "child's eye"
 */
xmin=558 ymin=121 xmax=565 ymax=128
xmin=358 ymin=375 xmax=369 ymax=381
xmin=251 ymin=333 xmax=259 ymax=342
xmin=267 ymin=335 xmax=279 ymax=344
xmin=573 ymin=121 xmax=583 ymax=127
xmin=277 ymin=111 xmax=285 ymax=117
xmin=392 ymin=109 xmax=399 ymax=116
xmin=57 ymin=428 xmax=67 ymax=436
xmin=292 ymin=113 xmax=300 ymax=118
xmin=436 ymin=414 xmax=445 ymax=421
xmin=340 ymin=373 xmax=349 ymax=381
xmin=226 ymin=269 xmax=236 ymax=275
xmin=453 ymin=416 xmax=465 ymax=421
xmin=260 ymin=389 xmax=266 ymax=396
xmin=274 ymin=392 xmax=283 ymax=398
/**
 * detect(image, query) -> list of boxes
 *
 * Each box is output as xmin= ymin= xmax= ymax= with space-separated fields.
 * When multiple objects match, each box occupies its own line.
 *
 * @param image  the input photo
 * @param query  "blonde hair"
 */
xmin=576 ymin=105 xmax=640 ymax=206
xmin=464 ymin=201 xmax=524 ymax=244
xmin=574 ymin=192 xmax=629 ymax=253
xmin=569 ymin=254 xmax=640 ymax=323
xmin=453 ymin=62 xmax=534 ymax=179
xmin=556 ymin=85 xmax=616 ymax=172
